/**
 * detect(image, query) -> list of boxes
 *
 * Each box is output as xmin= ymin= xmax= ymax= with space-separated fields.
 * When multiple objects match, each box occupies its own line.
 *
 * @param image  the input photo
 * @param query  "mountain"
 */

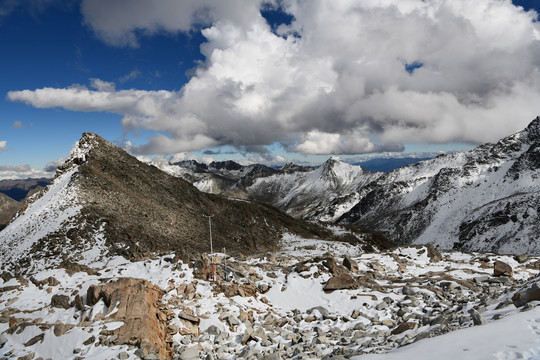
xmin=0 ymin=133 xmax=352 ymax=273
xmin=339 ymin=116 xmax=540 ymax=255
xmin=0 ymin=193 xmax=19 ymax=230
xmin=0 ymin=177 xmax=51 ymax=201
xmin=247 ymin=157 xmax=381 ymax=221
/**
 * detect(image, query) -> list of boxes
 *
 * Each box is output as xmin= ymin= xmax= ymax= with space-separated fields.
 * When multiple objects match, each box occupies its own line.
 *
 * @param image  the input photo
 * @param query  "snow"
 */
xmin=357 ymin=307 xmax=540 ymax=360
xmin=0 ymin=167 xmax=81 ymax=264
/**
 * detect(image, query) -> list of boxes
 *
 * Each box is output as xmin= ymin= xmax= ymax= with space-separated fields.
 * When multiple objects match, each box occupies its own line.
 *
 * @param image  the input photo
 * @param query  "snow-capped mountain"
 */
xmin=0 ymin=133 xmax=342 ymax=273
xmin=247 ymin=157 xmax=381 ymax=221
xmin=340 ymin=116 xmax=540 ymax=255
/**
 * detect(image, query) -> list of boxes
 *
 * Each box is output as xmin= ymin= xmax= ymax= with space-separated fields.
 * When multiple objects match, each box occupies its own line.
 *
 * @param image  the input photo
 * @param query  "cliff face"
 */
xmin=0 ymin=193 xmax=19 ymax=229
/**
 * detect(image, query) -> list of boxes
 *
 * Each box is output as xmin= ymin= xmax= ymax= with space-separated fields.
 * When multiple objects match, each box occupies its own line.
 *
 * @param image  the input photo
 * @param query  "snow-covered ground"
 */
xmin=1 ymin=232 xmax=539 ymax=360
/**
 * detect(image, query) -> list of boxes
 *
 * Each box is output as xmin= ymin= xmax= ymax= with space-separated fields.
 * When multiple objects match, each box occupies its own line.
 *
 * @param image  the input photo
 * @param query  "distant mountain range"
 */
xmin=155 ymin=116 xmax=540 ymax=255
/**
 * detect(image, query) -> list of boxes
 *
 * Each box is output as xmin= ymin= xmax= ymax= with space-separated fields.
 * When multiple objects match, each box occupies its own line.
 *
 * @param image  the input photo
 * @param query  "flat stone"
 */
xmin=179 ymin=312 xmax=200 ymax=325
xmin=391 ymin=322 xmax=418 ymax=335
xmin=512 ymin=281 xmax=540 ymax=307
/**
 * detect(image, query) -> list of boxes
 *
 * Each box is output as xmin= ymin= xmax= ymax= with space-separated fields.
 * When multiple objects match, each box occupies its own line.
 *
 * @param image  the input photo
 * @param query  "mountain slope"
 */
xmin=0 ymin=193 xmax=19 ymax=230
xmin=339 ymin=116 xmax=540 ymax=255
xmin=0 ymin=133 xmax=337 ymax=272
xmin=247 ymin=157 xmax=382 ymax=221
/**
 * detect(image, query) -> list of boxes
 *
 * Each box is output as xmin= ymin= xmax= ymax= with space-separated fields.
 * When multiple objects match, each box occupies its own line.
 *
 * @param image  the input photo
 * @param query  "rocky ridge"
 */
xmin=0 ymin=133 xmax=380 ymax=274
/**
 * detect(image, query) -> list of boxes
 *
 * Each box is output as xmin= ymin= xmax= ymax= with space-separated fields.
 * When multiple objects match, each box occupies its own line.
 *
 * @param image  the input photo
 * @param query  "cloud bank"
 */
xmin=8 ymin=0 xmax=540 ymax=155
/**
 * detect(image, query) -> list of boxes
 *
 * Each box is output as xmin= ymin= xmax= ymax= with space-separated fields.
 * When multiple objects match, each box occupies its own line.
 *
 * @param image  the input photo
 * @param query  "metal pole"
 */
xmin=203 ymin=214 xmax=214 ymax=254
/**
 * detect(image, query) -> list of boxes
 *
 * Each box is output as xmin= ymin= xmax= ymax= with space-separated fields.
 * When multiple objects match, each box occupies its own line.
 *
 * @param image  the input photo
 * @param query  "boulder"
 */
xmin=391 ymin=322 xmax=418 ymax=335
xmin=512 ymin=281 xmax=540 ymax=308
xmin=493 ymin=260 xmax=513 ymax=277
xmin=343 ymin=256 xmax=359 ymax=272
xmin=86 ymin=277 xmax=170 ymax=359
xmin=323 ymin=273 xmax=357 ymax=291
xmin=50 ymin=294 xmax=71 ymax=309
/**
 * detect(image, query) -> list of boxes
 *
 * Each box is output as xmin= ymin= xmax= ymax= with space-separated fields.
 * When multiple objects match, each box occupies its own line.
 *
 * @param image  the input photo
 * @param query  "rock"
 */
xmin=83 ymin=336 xmax=96 ymax=345
xmin=118 ymin=352 xmax=129 ymax=360
xmin=50 ymin=294 xmax=71 ymax=309
xmin=17 ymin=353 xmax=35 ymax=360
xmin=179 ymin=312 xmax=200 ymax=325
xmin=308 ymin=306 xmax=330 ymax=319
xmin=469 ymin=309 xmax=486 ymax=326
xmin=402 ymin=286 xmax=416 ymax=295
xmin=376 ymin=302 xmax=388 ymax=311
xmin=391 ymin=322 xmax=418 ymax=335
xmin=24 ymin=333 xmax=44 ymax=346
xmin=381 ymin=319 xmax=394 ymax=327
xmin=514 ymin=254 xmax=529 ymax=264
xmin=425 ymin=244 xmax=442 ymax=262
xmin=343 ymin=256 xmax=359 ymax=272
xmin=86 ymin=277 xmax=170 ymax=359
xmin=206 ymin=325 xmax=221 ymax=336
xmin=512 ymin=282 xmax=540 ymax=307
xmin=179 ymin=345 xmax=199 ymax=360
xmin=323 ymin=273 xmax=357 ymax=291
xmin=73 ymin=294 xmax=84 ymax=311
xmin=0 ymin=333 xmax=7 ymax=347
xmin=53 ymin=323 xmax=75 ymax=337
xmin=493 ymin=260 xmax=513 ymax=278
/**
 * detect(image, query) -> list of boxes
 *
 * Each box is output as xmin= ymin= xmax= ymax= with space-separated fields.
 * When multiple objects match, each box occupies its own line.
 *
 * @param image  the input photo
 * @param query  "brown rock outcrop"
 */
xmin=323 ymin=273 xmax=357 ymax=291
xmin=86 ymin=277 xmax=170 ymax=359
xmin=494 ymin=260 xmax=513 ymax=277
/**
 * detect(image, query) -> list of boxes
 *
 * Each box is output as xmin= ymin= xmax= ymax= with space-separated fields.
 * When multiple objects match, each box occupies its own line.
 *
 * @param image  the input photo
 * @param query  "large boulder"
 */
xmin=512 ymin=281 xmax=540 ymax=308
xmin=323 ymin=273 xmax=357 ymax=291
xmin=86 ymin=277 xmax=170 ymax=359
xmin=494 ymin=260 xmax=513 ymax=277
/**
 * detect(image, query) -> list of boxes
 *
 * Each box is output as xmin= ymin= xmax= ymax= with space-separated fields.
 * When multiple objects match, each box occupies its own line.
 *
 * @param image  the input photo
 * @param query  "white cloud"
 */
xmin=12 ymin=121 xmax=22 ymax=129
xmin=0 ymin=164 xmax=55 ymax=180
xmin=8 ymin=0 xmax=540 ymax=156
xmin=0 ymin=141 xmax=7 ymax=153
xmin=118 ymin=69 xmax=141 ymax=83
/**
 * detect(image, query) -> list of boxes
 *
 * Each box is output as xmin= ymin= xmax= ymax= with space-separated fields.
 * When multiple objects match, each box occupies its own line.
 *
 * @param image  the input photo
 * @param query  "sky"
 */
xmin=1 ymin=0 xmax=540 ymax=179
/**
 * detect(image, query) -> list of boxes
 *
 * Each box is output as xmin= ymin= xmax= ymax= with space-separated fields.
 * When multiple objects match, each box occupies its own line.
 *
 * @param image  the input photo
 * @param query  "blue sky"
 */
xmin=1 ymin=0 xmax=539 ymax=178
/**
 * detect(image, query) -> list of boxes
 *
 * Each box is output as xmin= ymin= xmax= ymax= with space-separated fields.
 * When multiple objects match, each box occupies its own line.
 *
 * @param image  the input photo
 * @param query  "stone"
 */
xmin=376 ymin=302 xmax=388 ymax=311
xmin=391 ymin=322 xmax=418 ymax=335
xmin=0 ymin=333 xmax=6 ymax=347
xmin=308 ymin=306 xmax=330 ymax=320
xmin=24 ymin=333 xmax=44 ymax=346
xmin=179 ymin=345 xmax=200 ymax=360
xmin=323 ymin=273 xmax=357 ymax=291
xmin=206 ymin=325 xmax=221 ymax=336
xmin=512 ymin=282 xmax=540 ymax=307
xmin=343 ymin=256 xmax=359 ymax=272
xmin=493 ymin=260 xmax=513 ymax=278
xmin=17 ymin=353 xmax=35 ymax=360
xmin=469 ymin=309 xmax=486 ymax=326
xmin=514 ymin=254 xmax=529 ymax=264
xmin=118 ymin=352 xmax=129 ymax=360
xmin=50 ymin=294 xmax=71 ymax=309
xmin=53 ymin=323 xmax=75 ymax=337
xmin=402 ymin=286 xmax=416 ymax=295
xmin=179 ymin=312 xmax=200 ymax=325
xmin=86 ymin=277 xmax=170 ymax=359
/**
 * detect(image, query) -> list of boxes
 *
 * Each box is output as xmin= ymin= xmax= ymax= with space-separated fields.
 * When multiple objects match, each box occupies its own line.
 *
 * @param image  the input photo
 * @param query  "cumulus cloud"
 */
xmin=0 ymin=164 xmax=55 ymax=180
xmin=8 ymin=0 xmax=540 ymax=156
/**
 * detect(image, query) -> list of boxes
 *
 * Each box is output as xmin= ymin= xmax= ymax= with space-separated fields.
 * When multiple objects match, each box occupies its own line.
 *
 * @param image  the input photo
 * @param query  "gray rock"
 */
xmin=50 ymin=294 xmax=71 ymax=309
xmin=0 ymin=333 xmax=7 ymax=347
xmin=469 ymin=309 xmax=487 ymax=326
xmin=402 ymin=286 xmax=416 ymax=295
xmin=118 ymin=352 xmax=129 ymax=360
xmin=376 ymin=302 xmax=388 ymax=311
xmin=179 ymin=345 xmax=200 ymax=360
xmin=512 ymin=281 xmax=540 ymax=307
xmin=206 ymin=325 xmax=221 ymax=336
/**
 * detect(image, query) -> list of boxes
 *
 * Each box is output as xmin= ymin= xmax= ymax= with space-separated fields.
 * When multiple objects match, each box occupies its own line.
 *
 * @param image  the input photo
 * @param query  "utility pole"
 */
xmin=203 ymin=214 xmax=215 ymax=254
